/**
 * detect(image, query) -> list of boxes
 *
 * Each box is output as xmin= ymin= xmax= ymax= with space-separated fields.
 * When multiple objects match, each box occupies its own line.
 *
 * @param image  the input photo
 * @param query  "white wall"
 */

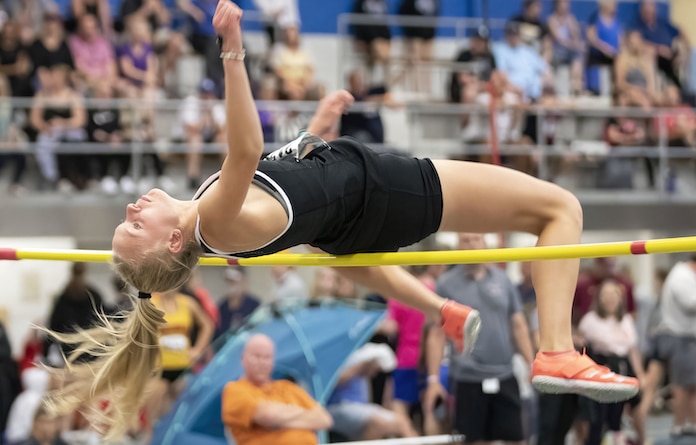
xmin=0 ymin=237 xmax=76 ymax=355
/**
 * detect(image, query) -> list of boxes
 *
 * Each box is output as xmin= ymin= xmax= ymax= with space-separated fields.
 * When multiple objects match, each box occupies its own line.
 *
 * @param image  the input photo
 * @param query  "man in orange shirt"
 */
xmin=222 ymin=334 xmax=333 ymax=445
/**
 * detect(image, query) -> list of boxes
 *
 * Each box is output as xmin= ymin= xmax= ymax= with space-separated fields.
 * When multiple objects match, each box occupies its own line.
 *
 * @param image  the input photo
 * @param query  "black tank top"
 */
xmin=43 ymin=105 xmax=73 ymax=121
xmin=193 ymin=136 xmax=372 ymax=258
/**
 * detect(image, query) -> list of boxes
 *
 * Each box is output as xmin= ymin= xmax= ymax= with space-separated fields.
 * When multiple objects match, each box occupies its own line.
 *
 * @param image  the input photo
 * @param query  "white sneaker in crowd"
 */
xmin=158 ymin=175 xmax=177 ymax=193
xmin=119 ymin=176 xmax=136 ymax=194
xmin=101 ymin=176 xmax=119 ymax=195
xmin=138 ymin=176 xmax=155 ymax=195
xmin=57 ymin=179 xmax=74 ymax=194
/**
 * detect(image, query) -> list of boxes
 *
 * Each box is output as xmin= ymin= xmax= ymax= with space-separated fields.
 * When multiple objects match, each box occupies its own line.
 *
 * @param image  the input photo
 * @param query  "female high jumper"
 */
xmin=50 ymin=0 xmax=638 ymax=435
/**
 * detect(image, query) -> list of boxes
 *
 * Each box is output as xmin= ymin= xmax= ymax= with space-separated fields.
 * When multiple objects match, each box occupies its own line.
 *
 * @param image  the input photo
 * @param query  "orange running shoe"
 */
xmin=531 ymin=351 xmax=639 ymax=403
xmin=440 ymin=300 xmax=481 ymax=355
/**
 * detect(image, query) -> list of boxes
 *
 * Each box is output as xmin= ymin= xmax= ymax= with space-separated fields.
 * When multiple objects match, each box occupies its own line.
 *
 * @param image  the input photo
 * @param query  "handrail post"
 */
xmin=656 ymin=112 xmax=669 ymax=196
xmin=536 ymin=105 xmax=548 ymax=181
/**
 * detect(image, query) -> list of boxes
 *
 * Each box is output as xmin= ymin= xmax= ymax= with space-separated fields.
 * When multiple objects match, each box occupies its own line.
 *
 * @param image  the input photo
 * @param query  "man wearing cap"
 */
xmin=177 ymin=77 xmax=226 ymax=190
xmin=216 ymin=267 xmax=260 ymax=338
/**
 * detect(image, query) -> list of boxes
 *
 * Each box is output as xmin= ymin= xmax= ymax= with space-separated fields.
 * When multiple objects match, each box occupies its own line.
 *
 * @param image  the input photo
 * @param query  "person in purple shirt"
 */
xmin=634 ymin=0 xmax=689 ymax=90
xmin=117 ymin=17 xmax=157 ymax=91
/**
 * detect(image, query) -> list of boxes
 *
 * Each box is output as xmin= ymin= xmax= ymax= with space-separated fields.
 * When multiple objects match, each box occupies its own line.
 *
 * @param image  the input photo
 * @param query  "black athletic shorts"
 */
xmin=353 ymin=24 xmax=391 ymax=44
xmin=453 ymin=376 xmax=524 ymax=442
xmin=196 ymin=137 xmax=443 ymax=258
xmin=308 ymin=139 xmax=444 ymax=255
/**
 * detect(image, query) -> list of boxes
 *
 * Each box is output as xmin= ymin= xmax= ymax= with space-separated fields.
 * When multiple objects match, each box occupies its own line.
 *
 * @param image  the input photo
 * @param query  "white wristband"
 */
xmin=427 ymin=374 xmax=440 ymax=384
xmin=220 ymin=49 xmax=246 ymax=60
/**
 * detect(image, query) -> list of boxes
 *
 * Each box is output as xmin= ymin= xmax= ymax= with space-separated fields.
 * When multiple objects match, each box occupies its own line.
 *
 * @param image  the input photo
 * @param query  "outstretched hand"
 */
xmin=320 ymin=90 xmax=355 ymax=117
xmin=306 ymin=90 xmax=355 ymax=140
xmin=213 ymin=0 xmax=243 ymax=51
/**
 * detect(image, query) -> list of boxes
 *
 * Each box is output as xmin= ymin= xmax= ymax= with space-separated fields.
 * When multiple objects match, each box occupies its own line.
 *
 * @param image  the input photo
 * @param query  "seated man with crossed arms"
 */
xmin=222 ymin=334 xmax=333 ymax=445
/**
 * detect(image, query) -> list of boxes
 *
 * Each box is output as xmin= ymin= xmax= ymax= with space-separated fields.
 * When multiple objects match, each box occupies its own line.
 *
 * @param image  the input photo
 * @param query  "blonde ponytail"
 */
xmin=43 ymin=297 xmax=165 ymax=438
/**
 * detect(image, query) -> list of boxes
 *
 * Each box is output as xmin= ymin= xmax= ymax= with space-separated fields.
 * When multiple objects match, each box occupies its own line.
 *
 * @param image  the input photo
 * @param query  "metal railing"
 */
xmin=0 ymin=96 xmax=694 ymax=196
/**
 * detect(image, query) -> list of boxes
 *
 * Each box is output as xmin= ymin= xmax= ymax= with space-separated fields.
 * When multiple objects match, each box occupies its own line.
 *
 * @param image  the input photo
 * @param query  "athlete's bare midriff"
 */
xmin=198 ymin=181 xmax=290 ymax=254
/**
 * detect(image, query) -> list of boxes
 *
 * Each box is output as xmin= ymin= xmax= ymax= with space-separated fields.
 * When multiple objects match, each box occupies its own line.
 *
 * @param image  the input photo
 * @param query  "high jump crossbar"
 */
xmin=0 ymin=236 xmax=694 ymax=267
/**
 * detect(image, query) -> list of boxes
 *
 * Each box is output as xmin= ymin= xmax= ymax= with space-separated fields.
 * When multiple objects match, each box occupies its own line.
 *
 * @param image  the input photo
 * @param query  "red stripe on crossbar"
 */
xmin=0 ymin=248 xmax=18 ymax=260
xmin=226 ymin=259 xmax=240 ymax=265
xmin=630 ymin=241 xmax=648 ymax=255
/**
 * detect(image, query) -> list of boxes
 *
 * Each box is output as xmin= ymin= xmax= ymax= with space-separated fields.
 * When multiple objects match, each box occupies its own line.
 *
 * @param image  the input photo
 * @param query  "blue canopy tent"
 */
xmin=151 ymin=301 xmax=386 ymax=445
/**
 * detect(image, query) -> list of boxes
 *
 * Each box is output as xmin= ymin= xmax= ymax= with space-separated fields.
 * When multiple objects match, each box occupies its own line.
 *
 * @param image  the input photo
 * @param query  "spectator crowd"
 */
xmin=0 ymin=0 xmax=692 ymax=196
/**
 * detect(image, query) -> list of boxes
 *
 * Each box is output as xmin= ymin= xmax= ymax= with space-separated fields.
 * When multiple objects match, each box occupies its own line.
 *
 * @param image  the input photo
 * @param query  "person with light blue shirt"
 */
xmin=492 ymin=21 xmax=548 ymax=102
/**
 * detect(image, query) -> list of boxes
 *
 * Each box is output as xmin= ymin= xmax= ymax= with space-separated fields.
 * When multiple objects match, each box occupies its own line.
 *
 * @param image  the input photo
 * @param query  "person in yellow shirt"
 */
xmin=148 ymin=289 xmax=214 ymax=425
xmin=222 ymin=334 xmax=333 ymax=445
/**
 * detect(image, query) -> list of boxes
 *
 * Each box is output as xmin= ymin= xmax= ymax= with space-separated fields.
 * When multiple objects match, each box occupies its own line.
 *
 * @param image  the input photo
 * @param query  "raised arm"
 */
xmin=198 ymin=1 xmax=264 ymax=225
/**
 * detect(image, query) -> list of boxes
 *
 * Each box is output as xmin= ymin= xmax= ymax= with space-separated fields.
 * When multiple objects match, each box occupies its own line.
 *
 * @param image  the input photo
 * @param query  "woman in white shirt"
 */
xmin=578 ymin=279 xmax=646 ymax=445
